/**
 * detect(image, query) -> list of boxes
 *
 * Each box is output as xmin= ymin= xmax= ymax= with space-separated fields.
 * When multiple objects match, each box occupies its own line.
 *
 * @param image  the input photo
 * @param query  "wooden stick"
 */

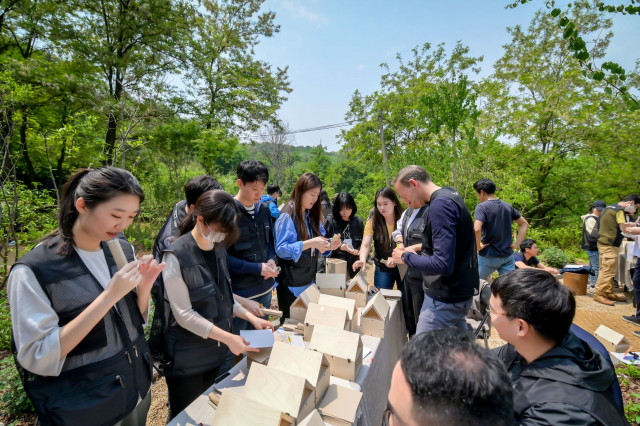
xmin=262 ymin=308 xmax=283 ymax=317
xmin=106 ymin=239 xmax=128 ymax=269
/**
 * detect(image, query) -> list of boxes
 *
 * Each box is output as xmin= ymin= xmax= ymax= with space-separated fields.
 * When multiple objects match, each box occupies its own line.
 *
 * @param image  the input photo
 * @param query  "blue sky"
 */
xmin=251 ymin=0 xmax=639 ymax=151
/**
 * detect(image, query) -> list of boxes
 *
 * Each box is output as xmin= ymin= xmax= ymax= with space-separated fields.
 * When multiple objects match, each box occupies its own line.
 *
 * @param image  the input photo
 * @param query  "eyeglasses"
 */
xmin=382 ymin=400 xmax=408 ymax=426
xmin=487 ymin=305 xmax=511 ymax=317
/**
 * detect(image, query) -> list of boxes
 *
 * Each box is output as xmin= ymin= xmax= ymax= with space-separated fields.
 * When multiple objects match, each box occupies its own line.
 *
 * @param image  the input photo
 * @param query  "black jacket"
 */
xmin=324 ymin=214 xmax=364 ymax=279
xmin=495 ymin=332 xmax=628 ymax=426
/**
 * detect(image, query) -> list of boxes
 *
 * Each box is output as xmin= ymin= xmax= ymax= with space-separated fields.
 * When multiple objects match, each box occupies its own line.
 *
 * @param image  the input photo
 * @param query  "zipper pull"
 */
xmin=134 ymin=345 xmax=139 ymax=358
xmin=116 ymin=375 xmax=124 ymax=388
xmin=125 ymin=351 xmax=132 ymax=364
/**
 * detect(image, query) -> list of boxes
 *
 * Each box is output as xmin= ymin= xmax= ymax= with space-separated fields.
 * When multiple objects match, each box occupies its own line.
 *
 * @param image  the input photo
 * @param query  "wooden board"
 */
xmin=268 ymin=341 xmax=331 ymax=405
xmin=318 ymin=294 xmax=356 ymax=321
xmin=213 ymin=389 xmax=294 ymax=426
xmin=297 ymin=409 xmax=326 ymax=426
xmin=243 ymin=363 xmax=315 ymax=420
xmin=316 ymin=273 xmax=347 ymax=298
xmin=361 ymin=291 xmax=389 ymax=321
xmin=318 ymin=384 xmax=363 ymax=425
xmin=308 ymin=324 xmax=363 ymax=380
xmin=304 ymin=303 xmax=349 ymax=341
xmin=291 ymin=285 xmax=321 ymax=321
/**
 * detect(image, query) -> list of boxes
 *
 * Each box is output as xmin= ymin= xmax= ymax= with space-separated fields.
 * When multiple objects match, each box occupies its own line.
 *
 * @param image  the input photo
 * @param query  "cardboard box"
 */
xmin=316 ymin=273 xmax=347 ymax=298
xmin=326 ymin=258 xmax=348 ymax=278
xmin=268 ymin=341 xmax=331 ymax=406
xmin=213 ymin=389 xmax=294 ymax=426
xmin=318 ymin=293 xmax=357 ymax=331
xmin=243 ymin=363 xmax=315 ymax=421
xmin=318 ymin=384 xmax=363 ymax=426
xmin=346 ymin=274 xmax=368 ymax=308
xmin=291 ymin=284 xmax=321 ymax=322
xmin=304 ymin=302 xmax=350 ymax=341
xmin=359 ymin=291 xmax=390 ymax=338
xmin=297 ymin=409 xmax=326 ymax=426
xmin=595 ymin=325 xmax=630 ymax=353
xmin=309 ymin=324 xmax=363 ymax=381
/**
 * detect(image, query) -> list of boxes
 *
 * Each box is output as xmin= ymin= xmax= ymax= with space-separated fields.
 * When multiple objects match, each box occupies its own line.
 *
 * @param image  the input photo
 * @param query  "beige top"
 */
xmin=162 ymin=253 xmax=241 ymax=339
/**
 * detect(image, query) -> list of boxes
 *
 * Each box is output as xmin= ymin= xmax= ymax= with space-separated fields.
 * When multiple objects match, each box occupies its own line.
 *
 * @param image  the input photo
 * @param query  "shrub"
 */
xmin=0 ymin=356 xmax=33 ymax=418
xmin=542 ymin=246 xmax=569 ymax=268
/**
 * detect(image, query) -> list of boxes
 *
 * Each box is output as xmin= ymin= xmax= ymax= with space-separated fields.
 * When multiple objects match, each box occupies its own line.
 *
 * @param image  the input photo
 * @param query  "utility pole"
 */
xmin=378 ymin=111 xmax=390 ymax=187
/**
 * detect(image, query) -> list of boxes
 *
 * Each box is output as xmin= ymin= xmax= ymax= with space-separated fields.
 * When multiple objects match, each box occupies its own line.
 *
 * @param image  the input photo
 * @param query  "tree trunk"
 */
xmin=452 ymin=129 xmax=458 ymax=191
xmin=19 ymin=108 xmax=37 ymax=188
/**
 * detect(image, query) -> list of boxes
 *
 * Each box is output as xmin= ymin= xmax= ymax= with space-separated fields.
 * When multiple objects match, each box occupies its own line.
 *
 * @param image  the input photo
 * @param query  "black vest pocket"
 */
xmin=45 ymin=374 xmax=127 ymax=426
xmin=58 ymin=304 xmax=107 ymax=357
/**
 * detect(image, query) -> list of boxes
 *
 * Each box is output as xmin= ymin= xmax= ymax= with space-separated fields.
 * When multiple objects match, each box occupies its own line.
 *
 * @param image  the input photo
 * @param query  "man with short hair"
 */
xmin=581 ymin=200 xmax=606 ymax=287
xmin=594 ymin=194 xmax=640 ymax=306
xmin=473 ymin=178 xmax=529 ymax=280
xmin=513 ymin=239 xmax=558 ymax=274
xmin=152 ymin=175 xmax=224 ymax=262
xmin=491 ymin=269 xmax=627 ymax=425
xmin=261 ymin=183 xmax=282 ymax=219
xmin=386 ymin=327 xmax=513 ymax=426
xmin=227 ymin=160 xmax=279 ymax=327
xmin=391 ymin=165 xmax=479 ymax=334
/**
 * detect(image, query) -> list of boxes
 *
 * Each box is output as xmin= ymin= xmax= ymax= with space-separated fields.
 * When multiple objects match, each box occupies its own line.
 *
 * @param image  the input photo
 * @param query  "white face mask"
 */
xmin=624 ymin=205 xmax=636 ymax=213
xmin=200 ymin=222 xmax=226 ymax=245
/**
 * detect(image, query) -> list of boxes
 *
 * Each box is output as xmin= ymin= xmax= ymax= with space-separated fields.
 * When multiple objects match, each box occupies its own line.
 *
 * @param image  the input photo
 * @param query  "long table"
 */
xmin=168 ymin=299 xmax=406 ymax=426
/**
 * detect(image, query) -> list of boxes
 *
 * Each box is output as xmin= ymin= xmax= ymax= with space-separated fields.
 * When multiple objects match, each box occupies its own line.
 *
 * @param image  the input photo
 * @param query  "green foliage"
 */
xmin=0 ymin=356 xmax=33 ymax=418
xmin=506 ymin=0 xmax=638 ymax=108
xmin=0 ymin=293 xmax=11 ymax=351
xmin=617 ymin=365 xmax=640 ymax=424
xmin=541 ymin=246 xmax=569 ymax=268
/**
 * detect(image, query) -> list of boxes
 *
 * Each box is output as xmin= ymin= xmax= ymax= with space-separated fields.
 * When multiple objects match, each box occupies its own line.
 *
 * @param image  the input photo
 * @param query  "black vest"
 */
xmin=325 ymin=215 xmax=364 ymax=278
xmin=277 ymin=206 xmax=319 ymax=288
xmin=227 ymin=201 xmax=274 ymax=293
xmin=162 ymin=233 xmax=234 ymax=377
xmin=581 ymin=214 xmax=599 ymax=251
xmin=14 ymin=237 xmax=152 ymax=426
xmin=421 ymin=187 xmax=479 ymax=299
xmin=402 ymin=205 xmax=429 ymax=281
xmin=372 ymin=220 xmax=396 ymax=273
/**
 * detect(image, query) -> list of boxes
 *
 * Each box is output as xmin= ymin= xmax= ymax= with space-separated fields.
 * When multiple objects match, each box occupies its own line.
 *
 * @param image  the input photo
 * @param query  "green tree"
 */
xmin=184 ymin=0 xmax=291 ymax=132
xmin=51 ymin=0 xmax=187 ymax=164
xmin=485 ymin=7 xmax=635 ymax=225
xmin=507 ymin=0 xmax=639 ymax=107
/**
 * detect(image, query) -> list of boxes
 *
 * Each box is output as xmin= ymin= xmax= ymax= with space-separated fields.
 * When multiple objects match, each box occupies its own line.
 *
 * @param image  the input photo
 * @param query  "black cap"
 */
xmin=591 ymin=200 xmax=606 ymax=211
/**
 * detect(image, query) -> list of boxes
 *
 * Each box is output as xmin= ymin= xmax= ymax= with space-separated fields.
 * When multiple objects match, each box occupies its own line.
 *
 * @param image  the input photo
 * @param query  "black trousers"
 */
xmin=404 ymin=273 xmax=425 ymax=337
xmin=276 ymin=284 xmax=297 ymax=324
xmin=166 ymin=367 xmax=221 ymax=420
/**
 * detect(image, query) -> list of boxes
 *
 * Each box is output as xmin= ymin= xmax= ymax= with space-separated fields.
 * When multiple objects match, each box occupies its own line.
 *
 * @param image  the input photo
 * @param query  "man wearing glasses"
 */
xmin=490 ymin=269 xmax=626 ymax=425
xmin=385 ymin=327 xmax=512 ymax=425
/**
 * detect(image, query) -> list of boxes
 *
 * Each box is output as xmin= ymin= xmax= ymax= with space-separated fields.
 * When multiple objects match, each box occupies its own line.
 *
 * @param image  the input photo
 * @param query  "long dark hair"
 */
xmin=332 ymin=192 xmax=357 ymax=221
xmin=178 ymin=189 xmax=239 ymax=245
xmin=282 ymin=172 xmax=322 ymax=240
xmin=47 ymin=167 xmax=145 ymax=257
xmin=372 ymin=187 xmax=403 ymax=249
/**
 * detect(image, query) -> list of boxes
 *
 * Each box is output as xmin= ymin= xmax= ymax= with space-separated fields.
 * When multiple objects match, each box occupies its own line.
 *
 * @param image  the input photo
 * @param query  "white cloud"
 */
xmin=357 ymin=64 xmax=365 ymax=71
xmin=279 ymin=0 xmax=330 ymax=27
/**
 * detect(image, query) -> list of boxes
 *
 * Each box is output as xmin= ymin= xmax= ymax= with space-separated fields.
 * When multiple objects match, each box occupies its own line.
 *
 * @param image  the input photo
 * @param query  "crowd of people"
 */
xmin=7 ymin=161 xmax=639 ymax=425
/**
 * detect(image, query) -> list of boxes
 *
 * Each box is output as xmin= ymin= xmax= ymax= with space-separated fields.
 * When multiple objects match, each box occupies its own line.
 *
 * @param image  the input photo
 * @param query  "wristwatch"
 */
xmin=401 ymin=252 xmax=408 ymax=263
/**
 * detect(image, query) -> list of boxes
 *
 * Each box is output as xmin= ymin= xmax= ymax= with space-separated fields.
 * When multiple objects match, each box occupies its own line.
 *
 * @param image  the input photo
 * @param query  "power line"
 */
xmin=241 ymin=120 xmax=355 ymax=140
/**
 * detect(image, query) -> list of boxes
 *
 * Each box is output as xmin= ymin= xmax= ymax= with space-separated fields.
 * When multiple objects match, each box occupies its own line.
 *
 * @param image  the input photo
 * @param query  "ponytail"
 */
xmin=45 ymin=167 xmax=145 ymax=256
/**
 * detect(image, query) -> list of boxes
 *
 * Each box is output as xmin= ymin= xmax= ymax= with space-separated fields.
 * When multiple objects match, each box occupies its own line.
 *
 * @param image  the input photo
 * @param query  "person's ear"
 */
xmin=75 ymin=197 xmax=88 ymax=214
xmin=237 ymin=179 xmax=243 ymax=189
xmin=188 ymin=204 xmax=196 ymax=213
xmin=516 ymin=318 xmax=529 ymax=337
